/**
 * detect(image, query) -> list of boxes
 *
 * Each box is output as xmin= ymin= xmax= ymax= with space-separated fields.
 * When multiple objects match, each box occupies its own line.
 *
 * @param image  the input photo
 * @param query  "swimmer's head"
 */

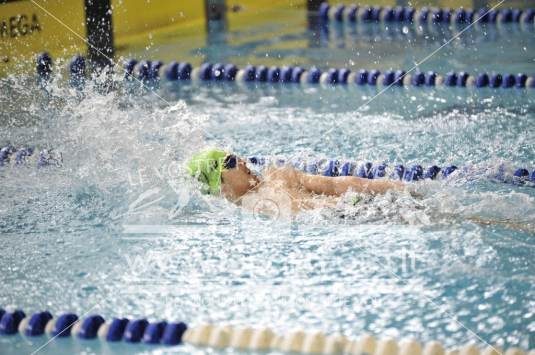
xmin=187 ymin=149 xmax=259 ymax=199
xmin=187 ymin=148 xmax=227 ymax=195
xmin=220 ymin=154 xmax=259 ymax=200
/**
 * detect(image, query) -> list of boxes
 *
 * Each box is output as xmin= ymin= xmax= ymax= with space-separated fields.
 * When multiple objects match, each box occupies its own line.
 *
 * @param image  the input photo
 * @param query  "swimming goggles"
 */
xmin=223 ymin=154 xmax=237 ymax=169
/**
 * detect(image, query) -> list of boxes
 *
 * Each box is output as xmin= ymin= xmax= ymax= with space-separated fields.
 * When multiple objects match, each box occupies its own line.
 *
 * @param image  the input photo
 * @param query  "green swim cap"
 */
xmin=187 ymin=149 xmax=228 ymax=194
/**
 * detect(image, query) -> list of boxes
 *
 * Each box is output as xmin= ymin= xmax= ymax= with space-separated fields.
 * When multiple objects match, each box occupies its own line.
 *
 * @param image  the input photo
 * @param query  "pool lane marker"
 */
xmin=246 ymin=158 xmax=535 ymax=186
xmin=42 ymin=54 xmax=535 ymax=90
xmin=318 ymin=4 xmax=535 ymax=26
xmin=1 ymin=309 xmax=533 ymax=354
xmin=2 ymin=146 xmax=534 ymax=188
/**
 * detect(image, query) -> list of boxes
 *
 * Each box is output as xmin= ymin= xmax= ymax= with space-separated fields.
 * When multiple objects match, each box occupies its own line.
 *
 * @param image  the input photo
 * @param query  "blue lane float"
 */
xmin=51 ymin=313 xmax=78 ymax=337
xmin=0 ymin=310 xmax=26 ymax=335
xmin=106 ymin=318 xmax=129 ymax=342
xmin=69 ymin=55 xmax=86 ymax=87
xmin=36 ymin=52 xmax=53 ymax=80
xmin=319 ymin=3 xmax=535 ymax=26
xmin=78 ymin=315 xmax=105 ymax=339
xmin=124 ymin=319 xmax=149 ymax=343
xmin=24 ymin=311 xmax=52 ymax=336
xmin=161 ymin=322 xmax=188 ymax=345
xmin=143 ymin=321 xmax=167 ymax=344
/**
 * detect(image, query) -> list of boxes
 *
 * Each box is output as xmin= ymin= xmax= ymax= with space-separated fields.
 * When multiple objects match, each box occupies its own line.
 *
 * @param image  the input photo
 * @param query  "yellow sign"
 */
xmin=110 ymin=0 xmax=206 ymax=63
xmin=0 ymin=0 xmax=86 ymax=77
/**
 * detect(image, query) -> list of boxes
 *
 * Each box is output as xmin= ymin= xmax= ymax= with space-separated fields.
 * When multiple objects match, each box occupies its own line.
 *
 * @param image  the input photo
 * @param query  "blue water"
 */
xmin=1 ymin=9 xmax=535 ymax=355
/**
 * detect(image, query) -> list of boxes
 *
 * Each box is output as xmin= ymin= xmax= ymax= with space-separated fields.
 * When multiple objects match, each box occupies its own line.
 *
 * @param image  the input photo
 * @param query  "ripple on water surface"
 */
xmin=0 ymin=75 xmax=534 ymax=353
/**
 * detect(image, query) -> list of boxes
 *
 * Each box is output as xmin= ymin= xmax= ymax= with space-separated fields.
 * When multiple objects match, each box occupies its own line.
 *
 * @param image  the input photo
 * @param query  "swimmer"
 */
xmin=187 ymin=148 xmax=411 ymax=214
xmin=187 ymin=148 xmax=534 ymax=232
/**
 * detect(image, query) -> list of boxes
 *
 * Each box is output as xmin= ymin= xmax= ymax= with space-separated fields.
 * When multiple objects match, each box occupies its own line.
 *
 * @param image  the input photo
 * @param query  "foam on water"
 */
xmin=1 ymin=70 xmax=534 ymax=354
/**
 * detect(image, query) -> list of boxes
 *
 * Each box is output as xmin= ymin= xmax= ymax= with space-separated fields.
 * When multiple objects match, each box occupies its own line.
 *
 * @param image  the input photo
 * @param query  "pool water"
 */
xmin=1 ymin=8 xmax=535 ymax=355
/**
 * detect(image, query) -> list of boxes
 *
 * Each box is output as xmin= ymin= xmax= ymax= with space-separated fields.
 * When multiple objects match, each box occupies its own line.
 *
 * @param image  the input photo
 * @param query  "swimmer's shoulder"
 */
xmin=264 ymin=165 xmax=301 ymax=181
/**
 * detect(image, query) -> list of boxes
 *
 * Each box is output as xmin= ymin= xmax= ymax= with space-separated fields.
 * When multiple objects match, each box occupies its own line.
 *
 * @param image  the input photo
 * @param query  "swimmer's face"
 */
xmin=221 ymin=156 xmax=259 ymax=200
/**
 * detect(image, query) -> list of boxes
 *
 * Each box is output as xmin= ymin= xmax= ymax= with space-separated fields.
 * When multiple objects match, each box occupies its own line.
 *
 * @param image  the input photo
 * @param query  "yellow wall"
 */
xmin=227 ymin=0 xmax=306 ymax=13
xmin=220 ymin=1 xmax=306 ymax=68
xmin=331 ymin=0 xmax=397 ymax=6
xmin=227 ymin=0 xmax=306 ymax=31
xmin=0 ymin=0 xmax=86 ymax=77
xmin=112 ymin=0 xmax=309 ymax=67
xmin=111 ymin=0 xmax=206 ymax=47
xmin=411 ymin=0 xmax=473 ymax=7
xmin=0 ymin=0 xmax=208 ymax=77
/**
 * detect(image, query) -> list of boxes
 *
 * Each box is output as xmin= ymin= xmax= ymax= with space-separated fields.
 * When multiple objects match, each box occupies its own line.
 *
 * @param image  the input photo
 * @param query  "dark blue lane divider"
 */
xmin=0 ymin=308 xmax=187 ymax=346
xmin=2 ymin=144 xmax=533 ymax=188
xmin=2 ymin=307 xmax=533 ymax=353
xmin=247 ymin=157 xmax=535 ymax=186
xmin=34 ymin=53 xmax=535 ymax=90
xmin=318 ymin=3 xmax=535 ymax=26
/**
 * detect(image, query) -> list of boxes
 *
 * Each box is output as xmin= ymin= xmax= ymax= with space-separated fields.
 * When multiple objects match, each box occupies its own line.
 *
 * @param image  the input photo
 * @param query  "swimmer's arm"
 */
xmin=298 ymin=172 xmax=405 ymax=196
xmin=464 ymin=216 xmax=535 ymax=233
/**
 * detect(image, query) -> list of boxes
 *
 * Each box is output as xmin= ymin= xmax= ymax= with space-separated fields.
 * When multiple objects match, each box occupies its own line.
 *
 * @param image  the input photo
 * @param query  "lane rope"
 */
xmin=317 ymin=4 xmax=535 ymax=27
xmin=1 ymin=308 xmax=532 ymax=354
xmin=2 ymin=146 xmax=534 ymax=189
xmin=246 ymin=157 xmax=535 ymax=186
xmin=34 ymin=53 xmax=535 ymax=90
